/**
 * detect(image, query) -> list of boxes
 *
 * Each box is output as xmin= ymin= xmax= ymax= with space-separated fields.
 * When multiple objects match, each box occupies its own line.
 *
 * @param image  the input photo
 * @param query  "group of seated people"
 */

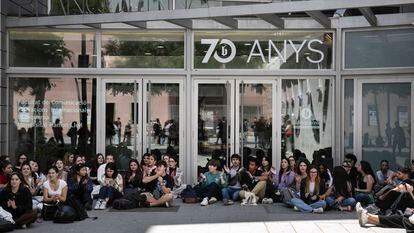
xmin=1 ymin=150 xmax=414 ymax=231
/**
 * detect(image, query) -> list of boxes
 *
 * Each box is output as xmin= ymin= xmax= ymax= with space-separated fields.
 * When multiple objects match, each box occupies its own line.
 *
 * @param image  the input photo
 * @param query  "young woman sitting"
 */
xmin=68 ymin=163 xmax=93 ymax=210
xmin=54 ymin=159 xmax=68 ymax=182
xmin=21 ymin=162 xmax=42 ymax=212
xmin=326 ymin=166 xmax=356 ymax=211
xmin=294 ymin=159 xmax=309 ymax=195
xmin=29 ymin=159 xmax=47 ymax=194
xmin=43 ymin=166 xmax=68 ymax=206
xmin=198 ymin=159 xmax=227 ymax=206
xmin=95 ymin=162 xmax=123 ymax=210
xmin=259 ymin=156 xmax=277 ymax=204
xmin=142 ymin=161 xmax=174 ymax=207
xmin=124 ymin=159 xmax=143 ymax=196
xmin=14 ymin=154 xmax=28 ymax=171
xmin=355 ymin=161 xmax=376 ymax=207
xmin=142 ymin=154 xmax=158 ymax=193
xmin=89 ymin=153 xmax=105 ymax=185
xmin=0 ymin=172 xmax=37 ymax=228
xmin=274 ymin=157 xmax=296 ymax=201
xmin=0 ymin=161 xmax=13 ymax=190
xmin=167 ymin=155 xmax=186 ymax=198
xmin=290 ymin=165 xmax=328 ymax=213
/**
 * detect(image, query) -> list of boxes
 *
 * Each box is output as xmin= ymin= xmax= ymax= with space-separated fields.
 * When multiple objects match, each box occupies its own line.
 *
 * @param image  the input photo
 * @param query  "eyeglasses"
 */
xmin=342 ymin=165 xmax=350 ymax=168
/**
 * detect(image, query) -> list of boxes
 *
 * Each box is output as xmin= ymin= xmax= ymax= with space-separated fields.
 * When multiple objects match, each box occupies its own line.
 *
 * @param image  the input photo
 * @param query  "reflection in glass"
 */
xmin=197 ymin=84 xmax=231 ymax=171
xmin=101 ymin=32 xmax=184 ymax=68
xmin=9 ymin=77 xmax=96 ymax=165
xmin=281 ymin=79 xmax=333 ymax=161
xmin=147 ymin=83 xmax=180 ymax=155
xmin=105 ymin=83 xmax=137 ymax=170
xmin=194 ymin=31 xmax=333 ymax=69
xmin=9 ymin=31 xmax=96 ymax=68
xmin=362 ymin=83 xmax=411 ymax=170
xmin=240 ymin=83 xmax=272 ymax=166
xmin=344 ymin=79 xmax=354 ymax=155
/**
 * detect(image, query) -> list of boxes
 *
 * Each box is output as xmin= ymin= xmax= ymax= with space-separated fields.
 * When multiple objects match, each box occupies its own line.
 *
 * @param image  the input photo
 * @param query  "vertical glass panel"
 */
xmin=9 ymin=31 xmax=96 ymax=68
xmin=9 ymin=77 xmax=96 ymax=167
xmin=345 ymin=29 xmax=414 ymax=69
xmin=197 ymin=84 xmax=231 ymax=172
xmin=105 ymin=83 xmax=137 ymax=170
xmin=281 ymin=79 xmax=333 ymax=162
xmin=101 ymin=32 xmax=184 ymax=68
xmin=147 ymin=83 xmax=180 ymax=155
xmin=344 ymin=79 xmax=354 ymax=155
xmin=194 ymin=31 xmax=333 ymax=69
xmin=240 ymin=83 xmax=273 ymax=167
xmin=362 ymin=83 xmax=411 ymax=170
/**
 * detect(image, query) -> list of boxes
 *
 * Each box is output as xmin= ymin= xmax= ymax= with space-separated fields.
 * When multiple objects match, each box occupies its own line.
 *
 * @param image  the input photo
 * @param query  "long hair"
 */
xmin=359 ymin=160 xmax=377 ymax=185
xmin=126 ymin=159 xmax=142 ymax=181
xmin=4 ymin=172 xmax=28 ymax=192
xmin=261 ymin=156 xmax=271 ymax=172
xmin=72 ymin=163 xmax=89 ymax=182
xmin=333 ymin=166 xmax=351 ymax=197
xmin=105 ymin=162 xmax=118 ymax=178
xmin=279 ymin=157 xmax=291 ymax=183
xmin=305 ymin=165 xmax=320 ymax=195
xmin=295 ymin=159 xmax=309 ymax=176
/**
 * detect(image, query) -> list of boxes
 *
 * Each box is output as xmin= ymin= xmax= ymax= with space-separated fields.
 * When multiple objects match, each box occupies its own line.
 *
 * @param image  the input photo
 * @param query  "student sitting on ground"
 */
xmin=43 ymin=166 xmax=68 ymax=205
xmin=68 ymin=163 xmax=93 ymax=210
xmin=375 ymin=160 xmax=394 ymax=190
xmin=326 ymin=166 xmax=356 ymax=211
xmin=89 ymin=153 xmax=104 ymax=185
xmin=0 ymin=161 xmax=13 ymax=190
xmin=198 ymin=159 xmax=227 ymax=206
xmin=142 ymin=161 xmax=174 ymax=207
xmin=95 ymin=162 xmax=123 ymax=210
xmin=0 ymin=172 xmax=37 ymax=228
xmin=274 ymin=157 xmax=296 ymax=201
xmin=142 ymin=154 xmax=158 ymax=193
xmin=288 ymin=156 xmax=296 ymax=174
xmin=124 ymin=159 xmax=143 ymax=196
xmin=29 ymin=160 xmax=46 ymax=193
xmin=239 ymin=158 xmax=267 ymax=204
xmin=166 ymin=155 xmax=186 ymax=198
xmin=259 ymin=156 xmax=277 ymax=204
xmin=294 ymin=159 xmax=309 ymax=194
xmin=21 ymin=162 xmax=42 ymax=212
xmin=355 ymin=161 xmax=376 ymax=207
xmin=221 ymin=154 xmax=243 ymax=206
xmin=290 ymin=165 xmax=328 ymax=213
xmin=97 ymin=154 xmax=115 ymax=186
xmin=356 ymin=202 xmax=414 ymax=231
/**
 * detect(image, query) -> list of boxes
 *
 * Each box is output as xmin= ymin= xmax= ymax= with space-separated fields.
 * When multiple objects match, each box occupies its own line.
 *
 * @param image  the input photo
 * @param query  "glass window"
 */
xmin=101 ymin=32 xmax=185 ymax=68
xmin=281 ymin=78 xmax=334 ymax=162
xmin=194 ymin=31 xmax=333 ymax=69
xmin=345 ymin=29 xmax=414 ymax=69
xmin=362 ymin=82 xmax=411 ymax=170
xmin=344 ymin=79 xmax=354 ymax=155
xmin=9 ymin=31 xmax=96 ymax=68
xmin=9 ymin=77 xmax=96 ymax=166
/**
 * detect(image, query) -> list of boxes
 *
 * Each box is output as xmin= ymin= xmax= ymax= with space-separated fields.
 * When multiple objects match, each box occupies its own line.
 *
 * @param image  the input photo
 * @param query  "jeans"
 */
xmin=99 ymin=186 xmax=123 ymax=200
xmin=355 ymin=192 xmax=373 ymax=206
xmin=290 ymin=198 xmax=326 ymax=213
xmin=326 ymin=196 xmax=356 ymax=209
xmin=222 ymin=187 xmax=241 ymax=201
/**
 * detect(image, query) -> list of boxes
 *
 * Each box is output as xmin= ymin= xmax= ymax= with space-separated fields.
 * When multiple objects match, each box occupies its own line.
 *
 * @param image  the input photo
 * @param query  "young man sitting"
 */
xmin=239 ymin=158 xmax=267 ymax=204
xmin=142 ymin=161 xmax=174 ymax=207
xmin=221 ymin=154 xmax=243 ymax=205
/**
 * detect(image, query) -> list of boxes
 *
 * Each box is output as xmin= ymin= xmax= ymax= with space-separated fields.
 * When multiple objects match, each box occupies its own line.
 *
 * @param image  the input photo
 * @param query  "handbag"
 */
xmin=42 ymin=202 xmax=59 ymax=221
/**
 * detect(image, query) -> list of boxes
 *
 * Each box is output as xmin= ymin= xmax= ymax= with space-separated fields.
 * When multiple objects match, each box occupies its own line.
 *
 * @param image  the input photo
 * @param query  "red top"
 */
xmin=0 ymin=174 xmax=7 ymax=185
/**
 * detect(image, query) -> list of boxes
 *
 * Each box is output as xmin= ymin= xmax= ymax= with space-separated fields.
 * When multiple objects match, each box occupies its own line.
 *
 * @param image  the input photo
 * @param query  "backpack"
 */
xmin=112 ymin=191 xmax=149 ymax=209
xmin=281 ymin=187 xmax=297 ymax=205
xmin=181 ymin=185 xmax=198 ymax=203
xmin=53 ymin=205 xmax=77 ymax=223
xmin=0 ymin=218 xmax=14 ymax=232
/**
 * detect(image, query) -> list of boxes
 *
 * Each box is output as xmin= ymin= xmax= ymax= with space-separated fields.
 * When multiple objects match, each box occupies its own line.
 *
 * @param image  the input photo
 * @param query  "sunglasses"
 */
xmin=342 ymin=165 xmax=350 ymax=168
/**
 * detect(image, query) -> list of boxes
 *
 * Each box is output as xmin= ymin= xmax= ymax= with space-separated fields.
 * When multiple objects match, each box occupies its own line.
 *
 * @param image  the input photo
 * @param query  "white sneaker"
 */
xmin=99 ymin=200 xmax=107 ymax=210
xmin=313 ymin=207 xmax=324 ymax=214
xmin=200 ymin=197 xmax=208 ymax=206
xmin=293 ymin=206 xmax=300 ymax=211
xmin=208 ymin=197 xmax=218 ymax=204
xmin=94 ymin=200 xmax=102 ymax=210
xmin=356 ymin=202 xmax=368 ymax=227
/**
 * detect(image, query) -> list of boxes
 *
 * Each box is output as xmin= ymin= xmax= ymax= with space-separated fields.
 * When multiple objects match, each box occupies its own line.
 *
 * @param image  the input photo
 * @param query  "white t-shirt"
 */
xmin=43 ymin=179 xmax=67 ymax=197
xmin=97 ymin=163 xmax=107 ymax=184
xmin=309 ymin=182 xmax=315 ymax=194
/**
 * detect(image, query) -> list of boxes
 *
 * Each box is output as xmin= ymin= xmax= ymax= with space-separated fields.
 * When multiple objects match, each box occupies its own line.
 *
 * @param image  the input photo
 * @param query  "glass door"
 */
xmin=236 ymin=80 xmax=275 ymax=168
xmin=143 ymin=80 xmax=183 ymax=157
xmin=103 ymin=80 xmax=141 ymax=170
xmin=195 ymin=80 xmax=234 ymax=175
xmin=357 ymin=79 xmax=413 ymax=170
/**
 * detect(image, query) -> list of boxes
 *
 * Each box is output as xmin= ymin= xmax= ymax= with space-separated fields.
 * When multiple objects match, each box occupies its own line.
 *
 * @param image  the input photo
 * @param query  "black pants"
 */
xmin=376 ymin=191 xmax=414 ymax=212
xmin=15 ymin=210 xmax=37 ymax=226
xmin=197 ymin=183 xmax=222 ymax=199
xmin=379 ymin=215 xmax=414 ymax=232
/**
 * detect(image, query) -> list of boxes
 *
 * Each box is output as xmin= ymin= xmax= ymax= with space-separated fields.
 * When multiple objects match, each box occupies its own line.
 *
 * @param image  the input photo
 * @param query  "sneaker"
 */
xmin=165 ymin=201 xmax=170 ymax=208
xmin=94 ymin=200 xmax=102 ymax=210
xmin=293 ymin=206 xmax=300 ymax=212
xmin=223 ymin=199 xmax=230 ymax=205
xmin=261 ymin=198 xmax=268 ymax=204
xmin=313 ymin=207 xmax=324 ymax=214
xmin=99 ymin=200 xmax=107 ymax=210
xmin=356 ymin=202 xmax=368 ymax=227
xmin=200 ymin=197 xmax=208 ymax=206
xmin=227 ymin=200 xmax=234 ymax=205
xmin=208 ymin=197 xmax=218 ymax=204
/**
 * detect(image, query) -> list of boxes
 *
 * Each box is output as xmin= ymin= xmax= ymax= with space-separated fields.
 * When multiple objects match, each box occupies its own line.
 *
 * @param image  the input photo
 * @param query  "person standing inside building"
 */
xmin=123 ymin=120 xmax=132 ymax=146
xmin=52 ymin=118 xmax=64 ymax=147
xmin=392 ymin=121 xmax=406 ymax=154
xmin=67 ymin=121 xmax=78 ymax=149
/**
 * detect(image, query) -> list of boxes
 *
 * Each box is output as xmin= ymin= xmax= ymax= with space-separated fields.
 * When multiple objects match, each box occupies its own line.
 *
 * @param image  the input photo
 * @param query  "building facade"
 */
xmin=1 ymin=0 xmax=414 ymax=183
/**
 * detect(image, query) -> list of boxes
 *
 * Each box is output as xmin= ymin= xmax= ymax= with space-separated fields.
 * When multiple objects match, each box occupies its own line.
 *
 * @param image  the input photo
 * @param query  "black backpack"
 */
xmin=0 ymin=218 xmax=14 ymax=232
xmin=181 ymin=185 xmax=198 ymax=203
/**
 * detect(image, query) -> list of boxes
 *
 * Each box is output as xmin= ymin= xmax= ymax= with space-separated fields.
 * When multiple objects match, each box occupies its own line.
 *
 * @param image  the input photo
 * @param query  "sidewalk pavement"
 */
xmin=19 ymin=200 xmax=405 ymax=233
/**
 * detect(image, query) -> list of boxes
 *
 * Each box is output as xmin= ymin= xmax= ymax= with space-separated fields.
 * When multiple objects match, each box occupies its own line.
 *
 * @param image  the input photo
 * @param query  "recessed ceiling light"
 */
xmin=157 ymin=45 xmax=164 ymax=49
xmin=144 ymin=52 xmax=152 ymax=56
xmin=244 ymin=43 xmax=252 ymax=46
xmin=56 ymin=49 xmax=62 ymax=52
xmin=43 ymin=43 xmax=50 ymax=46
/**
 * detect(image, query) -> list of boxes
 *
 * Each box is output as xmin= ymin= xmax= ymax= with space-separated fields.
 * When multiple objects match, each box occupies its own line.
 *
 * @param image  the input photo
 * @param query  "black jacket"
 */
xmin=300 ymin=178 xmax=326 ymax=204
xmin=0 ymin=186 xmax=33 ymax=219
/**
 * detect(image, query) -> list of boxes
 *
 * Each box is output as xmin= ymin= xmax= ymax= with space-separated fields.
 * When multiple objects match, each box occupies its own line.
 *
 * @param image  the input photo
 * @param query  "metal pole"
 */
xmin=147 ymin=80 xmax=151 ymax=153
xmin=240 ymin=81 xmax=244 ymax=163
xmin=134 ymin=80 xmax=138 ymax=159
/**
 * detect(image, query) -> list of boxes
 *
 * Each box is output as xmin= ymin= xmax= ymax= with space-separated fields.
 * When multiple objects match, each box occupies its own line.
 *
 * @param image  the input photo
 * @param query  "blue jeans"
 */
xmin=290 ymin=198 xmax=326 ymax=213
xmin=99 ymin=186 xmax=123 ymax=200
xmin=355 ymin=192 xmax=373 ymax=206
xmin=326 ymin=196 xmax=356 ymax=209
xmin=222 ymin=187 xmax=241 ymax=201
